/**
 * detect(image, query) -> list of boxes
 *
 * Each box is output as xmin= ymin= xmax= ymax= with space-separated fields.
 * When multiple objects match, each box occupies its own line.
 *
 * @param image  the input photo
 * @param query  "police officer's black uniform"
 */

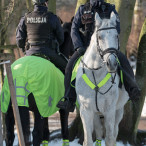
xmin=57 ymin=0 xmax=140 ymax=112
xmin=16 ymin=1 xmax=67 ymax=73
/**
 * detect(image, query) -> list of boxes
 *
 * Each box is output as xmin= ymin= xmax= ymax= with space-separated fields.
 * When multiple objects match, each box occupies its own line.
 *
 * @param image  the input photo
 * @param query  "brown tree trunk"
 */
xmin=118 ymin=18 xmax=146 ymax=145
xmin=126 ymin=0 xmax=143 ymax=58
xmin=0 ymin=0 xmax=5 ymax=144
xmin=75 ymin=0 xmax=89 ymax=14
xmin=134 ymin=18 xmax=146 ymax=144
xmin=48 ymin=0 xmax=56 ymax=14
xmin=106 ymin=0 xmax=136 ymax=54
xmin=25 ymin=0 xmax=33 ymax=11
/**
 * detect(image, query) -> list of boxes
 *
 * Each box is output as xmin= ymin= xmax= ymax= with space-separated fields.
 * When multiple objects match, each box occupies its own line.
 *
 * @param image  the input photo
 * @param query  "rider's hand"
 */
xmin=77 ymin=47 xmax=86 ymax=56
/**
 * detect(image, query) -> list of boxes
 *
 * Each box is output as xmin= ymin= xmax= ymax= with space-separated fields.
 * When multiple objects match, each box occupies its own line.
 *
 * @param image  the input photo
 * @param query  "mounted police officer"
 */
xmin=57 ymin=0 xmax=140 ymax=112
xmin=16 ymin=0 xmax=67 ymax=73
xmin=15 ymin=0 xmax=69 ymax=146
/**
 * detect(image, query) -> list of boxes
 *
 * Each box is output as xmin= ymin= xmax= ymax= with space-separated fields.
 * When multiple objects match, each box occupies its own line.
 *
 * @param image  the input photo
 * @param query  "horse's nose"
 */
xmin=106 ymin=55 xmax=118 ymax=72
xmin=107 ymin=57 xmax=117 ymax=66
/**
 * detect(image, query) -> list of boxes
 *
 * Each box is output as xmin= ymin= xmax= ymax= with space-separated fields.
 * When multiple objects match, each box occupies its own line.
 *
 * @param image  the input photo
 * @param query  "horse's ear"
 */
xmin=110 ymin=12 xmax=117 ymax=26
xmin=95 ymin=12 xmax=102 ymax=27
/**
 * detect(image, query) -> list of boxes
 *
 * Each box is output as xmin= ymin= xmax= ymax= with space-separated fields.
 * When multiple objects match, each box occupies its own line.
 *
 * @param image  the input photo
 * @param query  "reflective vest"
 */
xmin=25 ymin=11 xmax=53 ymax=44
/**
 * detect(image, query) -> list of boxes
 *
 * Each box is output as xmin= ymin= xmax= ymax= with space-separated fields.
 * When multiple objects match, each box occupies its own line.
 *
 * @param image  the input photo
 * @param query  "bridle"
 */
xmin=81 ymin=26 xmax=120 ymax=72
xmin=96 ymin=26 xmax=120 ymax=60
xmin=81 ymin=26 xmax=120 ymax=111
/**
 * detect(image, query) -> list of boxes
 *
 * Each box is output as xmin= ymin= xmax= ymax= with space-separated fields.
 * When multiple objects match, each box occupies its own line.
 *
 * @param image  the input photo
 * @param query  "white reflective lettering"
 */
xmin=38 ymin=17 xmax=41 ymax=23
xmin=27 ymin=17 xmax=47 ymax=23
xmin=44 ymin=17 xmax=47 ymax=23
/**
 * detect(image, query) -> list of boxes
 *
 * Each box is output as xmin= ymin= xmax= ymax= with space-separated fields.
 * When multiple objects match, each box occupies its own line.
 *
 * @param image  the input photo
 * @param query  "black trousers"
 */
xmin=64 ymin=51 xmax=80 ymax=101
xmin=47 ymin=49 xmax=68 ymax=74
xmin=64 ymin=51 xmax=137 ymax=100
xmin=117 ymin=52 xmax=136 ymax=94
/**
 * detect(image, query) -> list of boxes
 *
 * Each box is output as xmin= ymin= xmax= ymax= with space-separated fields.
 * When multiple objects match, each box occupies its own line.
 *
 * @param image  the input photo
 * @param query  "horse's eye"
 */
xmin=98 ymin=36 xmax=101 ymax=40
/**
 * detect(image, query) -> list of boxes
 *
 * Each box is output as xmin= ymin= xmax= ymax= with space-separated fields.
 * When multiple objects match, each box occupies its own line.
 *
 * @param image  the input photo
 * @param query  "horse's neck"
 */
xmin=83 ymin=33 xmax=103 ymax=68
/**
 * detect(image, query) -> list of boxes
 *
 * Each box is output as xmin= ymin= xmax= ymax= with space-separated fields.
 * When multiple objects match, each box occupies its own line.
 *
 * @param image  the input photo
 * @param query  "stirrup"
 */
xmin=62 ymin=139 xmax=69 ymax=146
xmin=42 ymin=140 xmax=49 ymax=146
xmin=95 ymin=139 xmax=101 ymax=146
xmin=57 ymin=97 xmax=75 ymax=112
xmin=57 ymin=96 xmax=69 ymax=109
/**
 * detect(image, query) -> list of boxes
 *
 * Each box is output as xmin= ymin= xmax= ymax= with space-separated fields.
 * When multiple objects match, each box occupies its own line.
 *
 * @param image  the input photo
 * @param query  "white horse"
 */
xmin=75 ymin=12 xmax=129 ymax=146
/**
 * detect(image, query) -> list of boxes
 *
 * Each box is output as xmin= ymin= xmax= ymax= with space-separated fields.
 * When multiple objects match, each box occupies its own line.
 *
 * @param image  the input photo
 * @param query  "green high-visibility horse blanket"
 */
xmin=0 ymin=56 xmax=64 ymax=117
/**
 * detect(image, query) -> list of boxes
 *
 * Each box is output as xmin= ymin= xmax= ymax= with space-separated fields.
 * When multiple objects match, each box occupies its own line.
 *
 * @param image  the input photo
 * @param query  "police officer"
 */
xmin=16 ymin=0 xmax=69 ymax=145
xmin=16 ymin=0 xmax=67 ymax=73
xmin=57 ymin=0 xmax=140 ymax=112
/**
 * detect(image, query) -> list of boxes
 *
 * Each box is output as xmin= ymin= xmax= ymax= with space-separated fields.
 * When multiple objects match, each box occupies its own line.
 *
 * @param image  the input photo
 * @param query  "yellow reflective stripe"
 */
xmin=82 ymin=73 xmax=111 ymax=90
xmin=42 ymin=140 xmax=48 ymax=146
xmin=70 ymin=82 xmax=75 ymax=88
xmin=116 ymin=58 xmax=124 ymax=84
xmin=95 ymin=139 xmax=101 ymax=146
xmin=62 ymin=139 xmax=69 ymax=146
xmin=120 ymin=69 xmax=123 ymax=84
xmin=63 ymin=139 xmax=69 ymax=142
xmin=97 ymin=73 xmax=111 ymax=88
xmin=82 ymin=74 xmax=96 ymax=90
xmin=116 ymin=58 xmax=120 ymax=64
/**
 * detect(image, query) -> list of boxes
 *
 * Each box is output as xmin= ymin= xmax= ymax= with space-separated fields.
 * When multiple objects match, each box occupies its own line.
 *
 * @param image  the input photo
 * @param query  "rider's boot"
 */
xmin=62 ymin=139 xmax=69 ymax=146
xmin=57 ymin=84 xmax=76 ymax=112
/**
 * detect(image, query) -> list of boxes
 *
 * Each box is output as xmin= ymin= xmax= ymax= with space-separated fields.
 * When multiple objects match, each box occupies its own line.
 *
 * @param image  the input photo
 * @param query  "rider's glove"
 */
xmin=77 ymin=47 xmax=86 ymax=56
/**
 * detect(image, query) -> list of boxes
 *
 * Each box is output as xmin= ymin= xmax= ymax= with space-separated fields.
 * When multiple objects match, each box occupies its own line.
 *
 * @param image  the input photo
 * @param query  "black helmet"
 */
xmin=32 ymin=0 xmax=48 ymax=5
xmin=90 ymin=0 xmax=104 ymax=6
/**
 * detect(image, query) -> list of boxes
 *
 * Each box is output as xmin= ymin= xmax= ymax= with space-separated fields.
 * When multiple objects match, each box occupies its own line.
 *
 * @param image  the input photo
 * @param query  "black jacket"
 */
xmin=16 ymin=5 xmax=64 ymax=56
xmin=71 ymin=2 xmax=120 ymax=50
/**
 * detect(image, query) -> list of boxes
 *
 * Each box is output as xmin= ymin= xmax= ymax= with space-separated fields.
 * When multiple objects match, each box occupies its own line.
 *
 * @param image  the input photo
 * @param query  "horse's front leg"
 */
xmin=80 ymin=105 xmax=94 ymax=146
xmin=94 ymin=114 xmax=103 ymax=145
xmin=114 ymin=108 xmax=124 ymax=139
xmin=19 ymin=106 xmax=30 ymax=146
xmin=104 ymin=110 xmax=116 ymax=146
xmin=59 ymin=109 xmax=69 ymax=143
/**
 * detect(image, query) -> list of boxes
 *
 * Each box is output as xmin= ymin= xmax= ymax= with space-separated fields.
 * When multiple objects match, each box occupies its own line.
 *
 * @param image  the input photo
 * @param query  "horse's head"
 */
xmin=95 ymin=12 xmax=119 ymax=73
